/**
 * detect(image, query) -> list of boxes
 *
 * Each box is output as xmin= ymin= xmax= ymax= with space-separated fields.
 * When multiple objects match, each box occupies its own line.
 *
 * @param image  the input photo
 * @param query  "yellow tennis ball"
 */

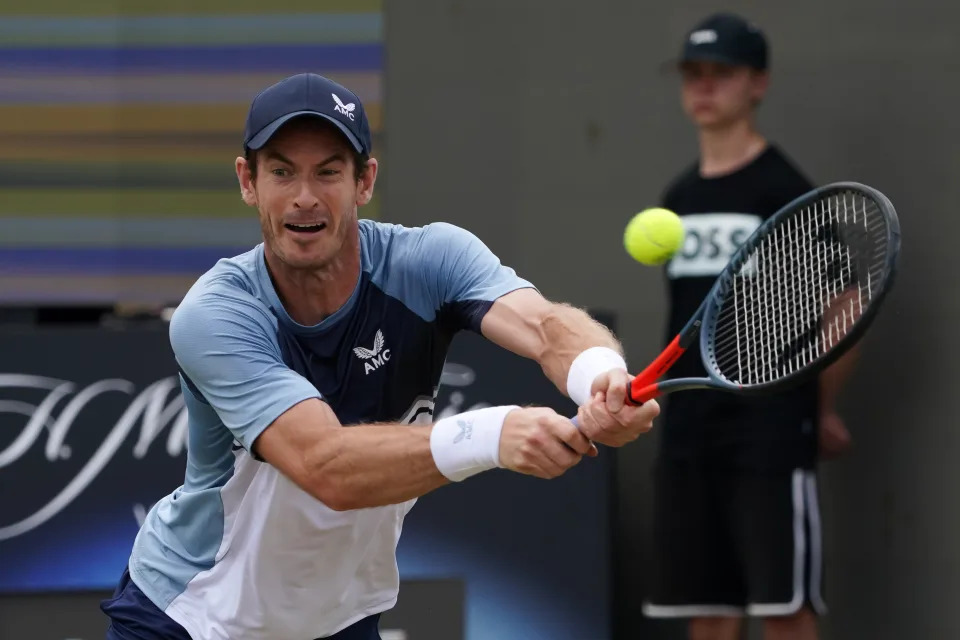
xmin=623 ymin=207 xmax=685 ymax=266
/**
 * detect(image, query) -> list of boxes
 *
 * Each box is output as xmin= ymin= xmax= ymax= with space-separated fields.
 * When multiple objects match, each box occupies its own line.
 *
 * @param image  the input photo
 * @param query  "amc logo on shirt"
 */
xmin=667 ymin=212 xmax=762 ymax=279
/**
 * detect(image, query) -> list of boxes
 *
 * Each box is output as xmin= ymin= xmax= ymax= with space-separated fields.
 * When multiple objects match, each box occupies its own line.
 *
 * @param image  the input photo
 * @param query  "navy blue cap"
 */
xmin=243 ymin=73 xmax=373 ymax=154
xmin=679 ymin=13 xmax=768 ymax=70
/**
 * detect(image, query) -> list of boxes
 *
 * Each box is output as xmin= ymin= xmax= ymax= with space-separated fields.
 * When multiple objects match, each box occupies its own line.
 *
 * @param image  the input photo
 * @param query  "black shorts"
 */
xmin=642 ymin=459 xmax=827 ymax=619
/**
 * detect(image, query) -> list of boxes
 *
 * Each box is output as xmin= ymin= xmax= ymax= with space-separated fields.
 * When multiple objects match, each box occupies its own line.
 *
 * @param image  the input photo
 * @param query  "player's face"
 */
xmin=236 ymin=119 xmax=377 ymax=270
xmin=680 ymin=61 xmax=768 ymax=130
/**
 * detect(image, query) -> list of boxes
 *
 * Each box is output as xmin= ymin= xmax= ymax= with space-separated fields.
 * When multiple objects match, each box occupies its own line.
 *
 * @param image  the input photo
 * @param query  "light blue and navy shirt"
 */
xmin=126 ymin=220 xmax=534 ymax=640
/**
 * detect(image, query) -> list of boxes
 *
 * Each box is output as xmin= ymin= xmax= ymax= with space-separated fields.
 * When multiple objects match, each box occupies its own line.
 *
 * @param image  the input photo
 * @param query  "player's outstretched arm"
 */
xmin=252 ymin=400 xmax=596 ymax=511
xmin=251 ymin=398 xmax=441 ymax=510
xmin=480 ymin=288 xmax=659 ymax=447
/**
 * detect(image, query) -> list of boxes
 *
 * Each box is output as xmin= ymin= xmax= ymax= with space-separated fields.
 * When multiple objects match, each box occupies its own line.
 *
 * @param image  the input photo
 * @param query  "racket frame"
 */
xmin=626 ymin=181 xmax=901 ymax=406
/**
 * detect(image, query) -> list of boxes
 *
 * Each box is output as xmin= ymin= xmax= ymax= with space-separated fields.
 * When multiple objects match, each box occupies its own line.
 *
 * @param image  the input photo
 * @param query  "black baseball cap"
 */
xmin=676 ymin=13 xmax=768 ymax=70
xmin=243 ymin=73 xmax=373 ymax=154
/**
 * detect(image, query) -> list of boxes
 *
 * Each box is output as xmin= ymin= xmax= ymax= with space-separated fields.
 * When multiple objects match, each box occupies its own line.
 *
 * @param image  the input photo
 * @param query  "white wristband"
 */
xmin=566 ymin=346 xmax=628 ymax=407
xmin=430 ymin=405 xmax=518 ymax=482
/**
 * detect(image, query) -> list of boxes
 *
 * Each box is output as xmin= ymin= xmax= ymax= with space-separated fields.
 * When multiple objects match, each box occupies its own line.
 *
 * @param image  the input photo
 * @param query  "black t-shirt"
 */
xmin=658 ymin=144 xmax=819 ymax=470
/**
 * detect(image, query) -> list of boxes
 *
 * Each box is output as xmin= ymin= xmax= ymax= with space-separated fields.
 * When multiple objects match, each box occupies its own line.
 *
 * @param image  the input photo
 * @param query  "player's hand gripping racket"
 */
xmin=600 ymin=181 xmax=901 ymax=411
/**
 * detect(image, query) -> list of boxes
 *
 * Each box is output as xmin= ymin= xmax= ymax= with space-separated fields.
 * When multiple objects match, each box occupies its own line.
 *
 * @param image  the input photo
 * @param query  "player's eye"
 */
xmin=271 ymin=167 xmax=290 ymax=177
xmin=319 ymin=168 xmax=340 ymax=177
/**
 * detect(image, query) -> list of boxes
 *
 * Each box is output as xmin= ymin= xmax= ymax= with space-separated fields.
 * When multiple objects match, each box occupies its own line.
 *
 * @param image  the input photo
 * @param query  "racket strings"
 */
xmin=711 ymin=190 xmax=891 ymax=386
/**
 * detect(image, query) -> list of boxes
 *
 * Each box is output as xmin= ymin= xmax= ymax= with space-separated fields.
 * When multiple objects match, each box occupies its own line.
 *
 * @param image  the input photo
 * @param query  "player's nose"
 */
xmin=293 ymin=182 xmax=321 ymax=210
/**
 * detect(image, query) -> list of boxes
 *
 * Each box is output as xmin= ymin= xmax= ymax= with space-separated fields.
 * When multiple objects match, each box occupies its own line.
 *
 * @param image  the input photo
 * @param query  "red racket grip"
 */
xmin=626 ymin=334 xmax=687 ymax=405
xmin=628 ymin=382 xmax=662 ymax=404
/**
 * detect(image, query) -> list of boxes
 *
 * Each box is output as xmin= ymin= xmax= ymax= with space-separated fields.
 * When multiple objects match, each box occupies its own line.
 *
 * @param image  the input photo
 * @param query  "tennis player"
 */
xmin=100 ymin=72 xmax=658 ymax=640
xmin=640 ymin=13 xmax=858 ymax=640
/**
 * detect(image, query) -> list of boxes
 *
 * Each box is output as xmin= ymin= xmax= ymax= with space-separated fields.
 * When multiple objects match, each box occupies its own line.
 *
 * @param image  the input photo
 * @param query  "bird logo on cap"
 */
xmin=332 ymin=93 xmax=356 ymax=121
xmin=689 ymin=29 xmax=718 ymax=44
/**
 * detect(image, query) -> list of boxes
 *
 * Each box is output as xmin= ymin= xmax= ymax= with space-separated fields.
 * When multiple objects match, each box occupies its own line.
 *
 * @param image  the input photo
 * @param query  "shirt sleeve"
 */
xmin=169 ymin=283 xmax=321 ymax=452
xmin=418 ymin=222 xmax=536 ymax=332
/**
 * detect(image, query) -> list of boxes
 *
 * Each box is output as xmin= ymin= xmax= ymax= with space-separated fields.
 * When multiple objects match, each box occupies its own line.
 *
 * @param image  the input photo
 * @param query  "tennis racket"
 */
xmin=616 ymin=181 xmax=900 ymax=407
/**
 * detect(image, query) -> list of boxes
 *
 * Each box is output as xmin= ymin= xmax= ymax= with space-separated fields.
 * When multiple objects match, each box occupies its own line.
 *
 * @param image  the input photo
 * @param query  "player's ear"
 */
xmin=236 ymin=156 xmax=258 ymax=207
xmin=356 ymin=157 xmax=378 ymax=206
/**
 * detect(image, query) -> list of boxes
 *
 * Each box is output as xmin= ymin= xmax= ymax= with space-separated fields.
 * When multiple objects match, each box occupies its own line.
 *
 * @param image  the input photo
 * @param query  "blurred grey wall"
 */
xmin=384 ymin=1 xmax=958 ymax=638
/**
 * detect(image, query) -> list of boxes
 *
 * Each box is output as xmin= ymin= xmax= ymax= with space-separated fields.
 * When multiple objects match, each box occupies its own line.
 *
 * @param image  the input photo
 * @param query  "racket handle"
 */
xmin=626 ymin=334 xmax=688 ymax=404
xmin=628 ymin=382 xmax=662 ymax=405
xmin=570 ymin=382 xmax=660 ymax=428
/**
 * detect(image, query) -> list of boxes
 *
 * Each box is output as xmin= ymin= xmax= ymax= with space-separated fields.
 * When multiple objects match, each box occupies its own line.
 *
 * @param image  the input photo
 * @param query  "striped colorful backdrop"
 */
xmin=0 ymin=0 xmax=383 ymax=305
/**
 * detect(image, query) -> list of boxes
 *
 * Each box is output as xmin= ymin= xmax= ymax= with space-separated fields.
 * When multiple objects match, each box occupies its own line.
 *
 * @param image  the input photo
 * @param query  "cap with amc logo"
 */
xmin=243 ymin=73 xmax=373 ymax=155
xmin=678 ymin=13 xmax=768 ymax=71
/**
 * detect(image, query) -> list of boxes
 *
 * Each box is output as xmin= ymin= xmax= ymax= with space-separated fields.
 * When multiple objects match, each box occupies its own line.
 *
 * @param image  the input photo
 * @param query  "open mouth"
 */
xmin=285 ymin=222 xmax=327 ymax=234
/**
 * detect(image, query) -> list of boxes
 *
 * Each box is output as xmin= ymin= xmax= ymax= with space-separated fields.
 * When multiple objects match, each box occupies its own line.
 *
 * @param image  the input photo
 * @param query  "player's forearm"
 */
xmin=306 ymin=423 xmax=448 ymax=511
xmin=536 ymin=303 xmax=624 ymax=395
xmin=481 ymin=291 xmax=627 ymax=404
xmin=258 ymin=399 xmax=512 ymax=511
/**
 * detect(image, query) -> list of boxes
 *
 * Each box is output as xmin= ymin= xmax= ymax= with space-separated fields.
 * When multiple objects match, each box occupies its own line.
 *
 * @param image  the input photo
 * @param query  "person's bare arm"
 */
xmin=816 ymin=288 xmax=862 ymax=456
xmin=480 ymin=288 xmax=659 ymax=446
xmin=818 ymin=288 xmax=863 ymax=412
xmin=820 ymin=347 xmax=859 ymax=411
xmin=252 ymin=397 xmax=594 ymax=511
xmin=479 ymin=288 xmax=623 ymax=393
xmin=253 ymin=398 xmax=447 ymax=511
